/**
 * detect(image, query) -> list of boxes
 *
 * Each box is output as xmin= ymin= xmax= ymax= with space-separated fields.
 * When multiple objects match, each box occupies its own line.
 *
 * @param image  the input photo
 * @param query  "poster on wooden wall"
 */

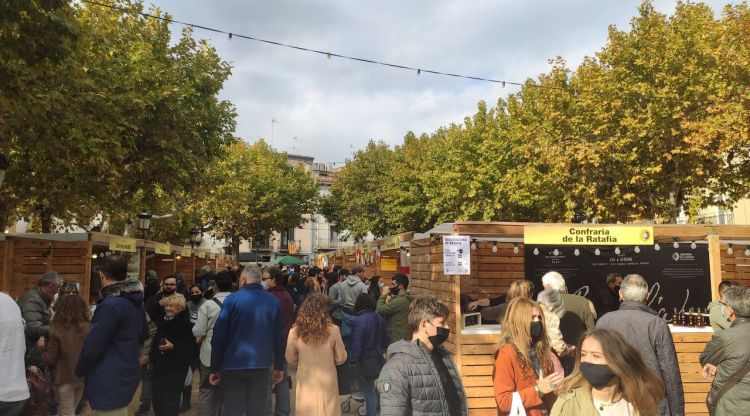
xmin=381 ymin=258 xmax=398 ymax=271
xmin=443 ymin=235 xmax=471 ymax=275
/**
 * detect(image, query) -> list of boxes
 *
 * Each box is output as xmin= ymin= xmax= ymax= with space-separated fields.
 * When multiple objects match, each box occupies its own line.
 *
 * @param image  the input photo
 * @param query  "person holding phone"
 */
xmin=150 ymin=294 xmax=195 ymax=416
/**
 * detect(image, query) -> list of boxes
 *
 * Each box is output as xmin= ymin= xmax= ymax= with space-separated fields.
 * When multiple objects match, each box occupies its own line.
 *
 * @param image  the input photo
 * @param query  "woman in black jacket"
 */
xmin=150 ymin=294 xmax=195 ymax=416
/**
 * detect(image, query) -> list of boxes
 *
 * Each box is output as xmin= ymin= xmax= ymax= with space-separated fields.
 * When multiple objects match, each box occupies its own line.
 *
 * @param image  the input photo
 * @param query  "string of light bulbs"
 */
xmin=79 ymin=0 xmax=542 ymax=89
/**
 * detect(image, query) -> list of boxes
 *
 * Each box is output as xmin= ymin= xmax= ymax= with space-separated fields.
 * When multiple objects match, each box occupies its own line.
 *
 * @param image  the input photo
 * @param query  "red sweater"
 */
xmin=493 ymin=344 xmax=557 ymax=416
xmin=269 ymin=285 xmax=295 ymax=336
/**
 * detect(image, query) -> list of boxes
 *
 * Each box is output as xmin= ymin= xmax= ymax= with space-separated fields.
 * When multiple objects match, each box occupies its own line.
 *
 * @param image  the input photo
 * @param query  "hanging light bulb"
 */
xmin=553 ymin=248 xmax=560 ymax=256
xmin=691 ymin=241 xmax=697 ymax=250
xmin=91 ymin=253 xmax=98 ymax=259
xmin=634 ymin=246 xmax=641 ymax=253
xmin=492 ymin=242 xmax=498 ymax=253
xmin=533 ymin=248 xmax=539 ymax=256
xmin=654 ymin=243 xmax=661 ymax=251
xmin=673 ymin=239 xmax=679 ymax=249
xmin=594 ymin=248 xmax=601 ymax=256
xmin=574 ymin=248 xmax=580 ymax=256
xmin=471 ymin=240 xmax=477 ymax=250
xmin=728 ymin=244 xmax=734 ymax=255
xmin=513 ymin=244 xmax=520 ymax=254
xmin=614 ymin=247 xmax=621 ymax=255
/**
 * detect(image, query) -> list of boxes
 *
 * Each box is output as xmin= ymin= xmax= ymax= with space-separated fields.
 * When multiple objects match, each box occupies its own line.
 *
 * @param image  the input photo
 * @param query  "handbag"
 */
xmin=707 ymin=359 xmax=750 ymax=416
xmin=509 ymin=391 xmax=527 ymax=416
xmin=359 ymin=349 xmax=385 ymax=379
xmin=337 ymin=363 xmax=365 ymax=395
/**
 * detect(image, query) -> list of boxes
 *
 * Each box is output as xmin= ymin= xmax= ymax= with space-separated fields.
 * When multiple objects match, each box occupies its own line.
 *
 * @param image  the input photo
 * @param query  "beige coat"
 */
xmin=286 ymin=324 xmax=348 ymax=416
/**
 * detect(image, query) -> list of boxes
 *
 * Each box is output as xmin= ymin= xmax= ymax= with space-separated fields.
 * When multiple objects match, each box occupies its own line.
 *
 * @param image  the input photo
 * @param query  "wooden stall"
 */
xmin=409 ymin=222 xmax=749 ymax=416
xmin=319 ymin=232 xmax=414 ymax=283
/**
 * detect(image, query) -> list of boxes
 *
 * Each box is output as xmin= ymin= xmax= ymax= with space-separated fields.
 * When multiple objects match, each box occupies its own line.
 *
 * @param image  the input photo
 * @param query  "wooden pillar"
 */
xmin=139 ymin=247 xmax=147 ymax=282
xmin=2 ymin=238 xmax=14 ymax=294
xmin=452 ymin=234 xmax=463 ymax=369
xmin=707 ymin=234 xmax=722 ymax=301
xmin=83 ymin=240 xmax=93 ymax=301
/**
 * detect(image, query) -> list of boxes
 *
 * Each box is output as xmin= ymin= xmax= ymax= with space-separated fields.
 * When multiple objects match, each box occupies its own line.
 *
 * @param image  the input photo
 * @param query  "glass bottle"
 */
xmin=672 ymin=308 xmax=680 ymax=326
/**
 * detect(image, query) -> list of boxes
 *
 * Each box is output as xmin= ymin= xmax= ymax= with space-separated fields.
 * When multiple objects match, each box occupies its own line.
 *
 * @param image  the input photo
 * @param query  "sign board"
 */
xmin=109 ymin=237 xmax=137 ymax=253
xmin=154 ymin=243 xmax=170 ymax=255
xmin=524 ymin=244 xmax=711 ymax=321
xmin=382 ymin=236 xmax=400 ymax=251
xmin=127 ymin=251 xmax=140 ymax=281
xmin=443 ymin=235 xmax=471 ymax=275
xmin=381 ymin=258 xmax=398 ymax=271
xmin=181 ymin=247 xmax=191 ymax=257
xmin=196 ymin=251 xmax=206 ymax=259
xmin=524 ymin=225 xmax=654 ymax=246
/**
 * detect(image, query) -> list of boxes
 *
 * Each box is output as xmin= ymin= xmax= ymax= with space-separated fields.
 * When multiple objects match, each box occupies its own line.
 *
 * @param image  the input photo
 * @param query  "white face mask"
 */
xmin=378 ymin=281 xmax=385 ymax=289
xmin=261 ymin=280 xmax=269 ymax=290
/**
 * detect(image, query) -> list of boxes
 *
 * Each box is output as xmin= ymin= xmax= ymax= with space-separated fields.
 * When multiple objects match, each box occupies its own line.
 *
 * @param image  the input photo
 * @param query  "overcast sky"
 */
xmin=146 ymin=0 xmax=737 ymax=165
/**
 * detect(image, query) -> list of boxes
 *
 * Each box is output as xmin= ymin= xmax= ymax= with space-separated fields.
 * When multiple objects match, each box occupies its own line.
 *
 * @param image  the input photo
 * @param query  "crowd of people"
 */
xmin=0 ymin=256 xmax=749 ymax=416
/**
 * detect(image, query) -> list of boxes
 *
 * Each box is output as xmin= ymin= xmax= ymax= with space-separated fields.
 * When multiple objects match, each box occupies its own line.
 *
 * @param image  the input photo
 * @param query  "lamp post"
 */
xmin=189 ymin=228 xmax=202 ymax=249
xmin=0 ymin=153 xmax=9 ymax=189
xmin=137 ymin=211 xmax=152 ymax=239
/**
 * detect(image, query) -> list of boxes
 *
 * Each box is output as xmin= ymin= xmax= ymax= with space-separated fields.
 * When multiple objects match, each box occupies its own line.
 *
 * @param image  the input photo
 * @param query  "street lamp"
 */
xmin=0 ymin=153 xmax=9 ymax=189
xmin=189 ymin=228 xmax=202 ymax=249
xmin=137 ymin=212 xmax=152 ymax=239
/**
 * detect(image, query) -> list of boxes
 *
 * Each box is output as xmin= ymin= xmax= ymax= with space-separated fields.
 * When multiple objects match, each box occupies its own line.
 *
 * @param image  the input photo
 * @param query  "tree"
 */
xmin=200 ymin=140 xmax=320 ymax=255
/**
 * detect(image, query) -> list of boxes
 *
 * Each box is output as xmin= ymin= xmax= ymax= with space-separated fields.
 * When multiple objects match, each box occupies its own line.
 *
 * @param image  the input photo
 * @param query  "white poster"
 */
xmin=443 ymin=235 xmax=471 ymax=275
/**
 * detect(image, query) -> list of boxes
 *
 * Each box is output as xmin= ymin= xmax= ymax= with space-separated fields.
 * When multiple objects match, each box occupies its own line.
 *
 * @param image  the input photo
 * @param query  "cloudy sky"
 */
xmin=146 ymin=0 xmax=736 ymax=165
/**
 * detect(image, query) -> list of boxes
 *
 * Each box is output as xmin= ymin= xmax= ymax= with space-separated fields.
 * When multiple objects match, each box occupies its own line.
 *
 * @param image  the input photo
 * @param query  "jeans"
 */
xmin=363 ymin=378 xmax=378 ymax=416
xmin=55 ymin=382 xmax=85 ymax=416
xmin=152 ymin=369 xmax=186 ymax=416
xmin=197 ymin=364 xmax=221 ymax=416
xmin=268 ymin=361 xmax=290 ymax=416
xmin=0 ymin=400 xmax=26 ymax=416
xmin=221 ymin=369 xmax=272 ymax=416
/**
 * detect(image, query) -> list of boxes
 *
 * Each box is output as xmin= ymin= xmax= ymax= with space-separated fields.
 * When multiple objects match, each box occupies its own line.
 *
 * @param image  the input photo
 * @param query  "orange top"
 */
xmin=493 ymin=344 xmax=557 ymax=416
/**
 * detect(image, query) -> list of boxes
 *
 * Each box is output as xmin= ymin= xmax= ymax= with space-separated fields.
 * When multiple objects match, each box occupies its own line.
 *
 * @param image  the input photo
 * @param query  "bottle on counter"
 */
xmin=672 ymin=308 xmax=680 ymax=326
xmin=688 ymin=307 xmax=695 ymax=327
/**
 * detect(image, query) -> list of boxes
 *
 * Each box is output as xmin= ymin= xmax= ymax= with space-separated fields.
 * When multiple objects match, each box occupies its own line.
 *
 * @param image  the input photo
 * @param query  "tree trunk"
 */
xmin=40 ymin=207 xmax=52 ymax=233
xmin=231 ymin=235 xmax=241 ymax=256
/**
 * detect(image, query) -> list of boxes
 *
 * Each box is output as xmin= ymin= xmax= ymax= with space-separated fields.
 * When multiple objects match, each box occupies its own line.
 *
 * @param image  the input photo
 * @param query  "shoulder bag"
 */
xmin=707 ymin=359 xmax=750 ymax=416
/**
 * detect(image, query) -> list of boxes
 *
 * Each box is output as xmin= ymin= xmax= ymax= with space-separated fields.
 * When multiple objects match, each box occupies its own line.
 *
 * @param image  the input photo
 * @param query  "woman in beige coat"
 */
xmin=286 ymin=293 xmax=347 ymax=416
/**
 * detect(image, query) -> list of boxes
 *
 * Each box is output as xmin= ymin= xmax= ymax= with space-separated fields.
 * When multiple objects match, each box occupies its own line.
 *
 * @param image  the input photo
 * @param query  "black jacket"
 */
xmin=150 ymin=311 xmax=194 ymax=375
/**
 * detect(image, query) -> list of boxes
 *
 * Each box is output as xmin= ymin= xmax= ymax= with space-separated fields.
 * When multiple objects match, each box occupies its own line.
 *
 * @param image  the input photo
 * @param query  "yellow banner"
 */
xmin=381 ymin=236 xmax=400 ymax=251
xmin=154 ymin=243 xmax=170 ymax=255
xmin=381 ymin=258 xmax=398 ymax=271
xmin=181 ymin=247 xmax=191 ymax=257
xmin=109 ymin=237 xmax=137 ymax=253
xmin=196 ymin=251 xmax=206 ymax=259
xmin=524 ymin=225 xmax=654 ymax=246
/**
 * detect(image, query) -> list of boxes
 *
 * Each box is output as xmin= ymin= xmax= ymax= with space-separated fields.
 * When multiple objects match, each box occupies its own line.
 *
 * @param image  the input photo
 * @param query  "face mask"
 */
xmin=163 ymin=288 xmax=175 ymax=296
xmin=530 ymin=321 xmax=543 ymax=342
xmin=190 ymin=294 xmax=202 ymax=304
xmin=260 ymin=280 xmax=269 ymax=290
xmin=390 ymin=286 xmax=400 ymax=296
xmin=378 ymin=281 xmax=385 ymax=289
xmin=580 ymin=362 xmax=616 ymax=388
xmin=427 ymin=323 xmax=449 ymax=347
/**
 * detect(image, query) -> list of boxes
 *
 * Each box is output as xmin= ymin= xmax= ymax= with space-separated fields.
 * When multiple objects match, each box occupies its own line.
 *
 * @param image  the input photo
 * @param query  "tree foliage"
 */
xmin=0 ymin=0 xmax=236 ymax=235
xmin=200 ymin=140 xmax=320 ymax=254
xmin=325 ymin=1 xmax=750 ymax=236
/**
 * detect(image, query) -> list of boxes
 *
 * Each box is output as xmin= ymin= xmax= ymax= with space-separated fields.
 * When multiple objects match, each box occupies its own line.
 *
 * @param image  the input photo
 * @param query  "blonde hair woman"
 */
xmin=551 ymin=328 xmax=664 ymax=416
xmin=493 ymin=297 xmax=564 ymax=416
xmin=150 ymin=294 xmax=195 ymax=416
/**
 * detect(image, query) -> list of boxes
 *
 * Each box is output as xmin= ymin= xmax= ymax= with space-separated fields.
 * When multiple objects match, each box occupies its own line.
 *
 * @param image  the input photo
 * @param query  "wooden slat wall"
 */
xmin=146 ymin=254 xmax=176 ymax=280
xmin=719 ymin=243 xmax=750 ymax=286
xmin=176 ymin=255 xmax=195 ymax=286
xmin=675 ymin=332 xmax=713 ymax=416
xmin=5 ymin=237 xmax=88 ymax=299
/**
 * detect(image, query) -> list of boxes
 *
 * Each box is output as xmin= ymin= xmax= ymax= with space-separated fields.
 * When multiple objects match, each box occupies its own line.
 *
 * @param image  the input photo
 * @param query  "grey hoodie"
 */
xmin=378 ymin=340 xmax=468 ymax=416
xmin=338 ymin=274 xmax=368 ymax=310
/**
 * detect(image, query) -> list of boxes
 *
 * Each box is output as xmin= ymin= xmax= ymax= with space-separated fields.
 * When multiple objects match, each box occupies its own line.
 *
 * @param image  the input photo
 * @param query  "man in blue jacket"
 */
xmin=209 ymin=266 xmax=285 ymax=416
xmin=75 ymin=255 xmax=148 ymax=416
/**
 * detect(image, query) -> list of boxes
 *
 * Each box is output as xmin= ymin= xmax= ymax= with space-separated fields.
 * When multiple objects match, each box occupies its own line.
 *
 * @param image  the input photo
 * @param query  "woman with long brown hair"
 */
xmin=286 ymin=293 xmax=347 ymax=416
xmin=494 ymin=297 xmax=564 ymax=416
xmin=43 ymin=294 xmax=90 ymax=416
xmin=551 ymin=328 xmax=664 ymax=416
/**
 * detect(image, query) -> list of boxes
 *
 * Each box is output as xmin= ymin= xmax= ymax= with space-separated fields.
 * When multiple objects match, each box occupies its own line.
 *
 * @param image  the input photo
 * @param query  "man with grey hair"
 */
xmin=17 ymin=271 xmax=62 ymax=344
xmin=597 ymin=274 xmax=684 ymax=416
xmin=378 ymin=295 xmax=468 ymax=415
xmin=541 ymin=271 xmax=595 ymax=362
xmin=208 ymin=266 xmax=285 ymax=416
xmin=700 ymin=285 xmax=750 ymax=415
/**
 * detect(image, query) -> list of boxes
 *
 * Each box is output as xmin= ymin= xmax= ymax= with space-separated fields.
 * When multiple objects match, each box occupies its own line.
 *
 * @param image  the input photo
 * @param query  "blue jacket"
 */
xmin=210 ymin=284 xmax=284 ymax=372
xmin=75 ymin=281 xmax=148 ymax=411
xmin=349 ymin=310 xmax=389 ymax=363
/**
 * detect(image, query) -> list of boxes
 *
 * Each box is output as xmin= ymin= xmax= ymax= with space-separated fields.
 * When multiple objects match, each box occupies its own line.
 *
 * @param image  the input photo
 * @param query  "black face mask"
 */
xmin=389 ymin=286 xmax=400 ymax=296
xmin=530 ymin=321 xmax=543 ymax=342
xmin=428 ymin=325 xmax=449 ymax=347
xmin=190 ymin=294 xmax=203 ymax=304
xmin=580 ymin=362 xmax=616 ymax=388
xmin=163 ymin=288 xmax=175 ymax=296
